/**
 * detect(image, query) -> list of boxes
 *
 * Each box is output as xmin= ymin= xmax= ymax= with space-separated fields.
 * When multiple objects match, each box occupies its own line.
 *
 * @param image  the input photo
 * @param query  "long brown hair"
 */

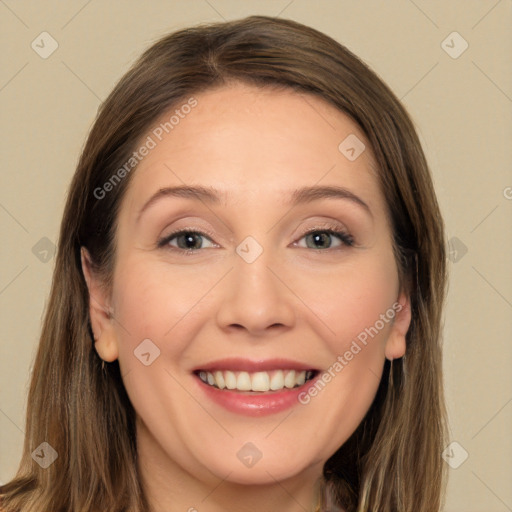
xmin=0 ymin=15 xmax=448 ymax=512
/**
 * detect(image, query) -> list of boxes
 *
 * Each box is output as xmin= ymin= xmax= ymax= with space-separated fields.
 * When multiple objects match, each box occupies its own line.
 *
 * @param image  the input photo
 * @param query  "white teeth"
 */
xmin=199 ymin=369 xmax=314 ymax=392
xmin=224 ymin=370 xmax=237 ymax=390
xmin=236 ymin=371 xmax=252 ymax=391
xmin=214 ymin=370 xmax=225 ymax=389
xmin=270 ymin=370 xmax=284 ymax=390
xmin=284 ymin=370 xmax=296 ymax=389
xmin=251 ymin=371 xmax=270 ymax=392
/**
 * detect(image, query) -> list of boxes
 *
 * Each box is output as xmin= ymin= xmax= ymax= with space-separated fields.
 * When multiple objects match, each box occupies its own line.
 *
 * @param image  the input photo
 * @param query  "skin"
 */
xmin=82 ymin=82 xmax=411 ymax=512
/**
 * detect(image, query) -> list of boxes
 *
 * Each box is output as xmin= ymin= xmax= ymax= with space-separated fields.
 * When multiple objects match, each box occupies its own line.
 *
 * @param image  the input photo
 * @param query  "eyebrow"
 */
xmin=136 ymin=184 xmax=371 ymax=222
xmin=290 ymin=185 xmax=371 ymax=216
xmin=137 ymin=185 xmax=223 ymax=222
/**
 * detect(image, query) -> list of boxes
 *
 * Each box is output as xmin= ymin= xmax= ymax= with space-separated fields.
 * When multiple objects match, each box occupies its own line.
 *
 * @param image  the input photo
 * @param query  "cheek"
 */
xmin=294 ymin=251 xmax=400 ymax=354
xmin=291 ymin=257 xmax=399 ymax=454
xmin=110 ymin=256 xmax=224 ymax=364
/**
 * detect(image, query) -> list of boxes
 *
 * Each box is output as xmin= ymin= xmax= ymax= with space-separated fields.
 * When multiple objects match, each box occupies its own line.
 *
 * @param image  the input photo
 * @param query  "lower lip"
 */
xmin=194 ymin=374 xmax=319 ymax=417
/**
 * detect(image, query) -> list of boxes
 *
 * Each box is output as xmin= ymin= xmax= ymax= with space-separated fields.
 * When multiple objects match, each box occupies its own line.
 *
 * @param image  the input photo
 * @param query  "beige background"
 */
xmin=1 ymin=1 xmax=511 ymax=510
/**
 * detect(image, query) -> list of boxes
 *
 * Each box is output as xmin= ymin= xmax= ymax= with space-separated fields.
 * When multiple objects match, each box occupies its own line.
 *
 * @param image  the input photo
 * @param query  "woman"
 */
xmin=0 ymin=15 xmax=448 ymax=512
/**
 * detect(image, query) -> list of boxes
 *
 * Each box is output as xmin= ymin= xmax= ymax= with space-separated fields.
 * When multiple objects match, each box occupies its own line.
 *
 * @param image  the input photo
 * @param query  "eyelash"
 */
xmin=157 ymin=225 xmax=355 ymax=253
xmin=308 ymin=228 xmax=355 ymax=247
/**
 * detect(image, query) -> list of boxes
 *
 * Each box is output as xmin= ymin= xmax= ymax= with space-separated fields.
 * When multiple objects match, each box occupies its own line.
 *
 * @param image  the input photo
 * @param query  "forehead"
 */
xmin=121 ymin=83 xmax=386 ymax=217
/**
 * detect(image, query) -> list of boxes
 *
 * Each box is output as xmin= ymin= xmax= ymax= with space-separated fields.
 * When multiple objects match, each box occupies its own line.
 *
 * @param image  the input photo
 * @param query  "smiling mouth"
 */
xmin=194 ymin=369 xmax=319 ymax=393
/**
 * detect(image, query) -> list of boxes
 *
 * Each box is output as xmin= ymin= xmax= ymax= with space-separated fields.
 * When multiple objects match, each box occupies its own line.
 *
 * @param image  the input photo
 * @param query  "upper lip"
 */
xmin=193 ymin=358 xmax=318 ymax=373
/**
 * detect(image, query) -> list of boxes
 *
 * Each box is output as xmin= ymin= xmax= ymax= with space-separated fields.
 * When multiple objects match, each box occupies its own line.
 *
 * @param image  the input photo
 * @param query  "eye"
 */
xmin=295 ymin=228 xmax=354 ymax=250
xmin=157 ymin=230 xmax=217 ymax=251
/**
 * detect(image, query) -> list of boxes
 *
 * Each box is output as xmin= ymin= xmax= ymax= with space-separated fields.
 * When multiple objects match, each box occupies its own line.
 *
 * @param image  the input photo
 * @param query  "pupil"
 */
xmin=308 ymin=232 xmax=330 ymax=249
xmin=180 ymin=233 xmax=201 ymax=249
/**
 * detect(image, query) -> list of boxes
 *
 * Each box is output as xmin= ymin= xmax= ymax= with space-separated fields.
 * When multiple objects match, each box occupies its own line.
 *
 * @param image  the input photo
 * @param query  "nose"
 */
xmin=215 ymin=249 xmax=296 ymax=337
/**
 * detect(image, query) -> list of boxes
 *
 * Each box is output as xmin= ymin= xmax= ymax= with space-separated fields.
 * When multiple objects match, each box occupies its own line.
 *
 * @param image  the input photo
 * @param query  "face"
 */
xmin=83 ymin=83 xmax=410 ymax=488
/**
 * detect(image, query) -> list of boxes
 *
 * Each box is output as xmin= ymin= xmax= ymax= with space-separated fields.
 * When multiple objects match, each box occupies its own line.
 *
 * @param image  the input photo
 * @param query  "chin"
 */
xmin=200 ymin=449 xmax=324 ymax=486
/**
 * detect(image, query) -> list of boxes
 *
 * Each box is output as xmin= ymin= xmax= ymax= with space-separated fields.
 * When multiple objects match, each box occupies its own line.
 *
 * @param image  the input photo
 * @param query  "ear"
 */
xmin=81 ymin=247 xmax=119 ymax=362
xmin=384 ymin=290 xmax=411 ymax=361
